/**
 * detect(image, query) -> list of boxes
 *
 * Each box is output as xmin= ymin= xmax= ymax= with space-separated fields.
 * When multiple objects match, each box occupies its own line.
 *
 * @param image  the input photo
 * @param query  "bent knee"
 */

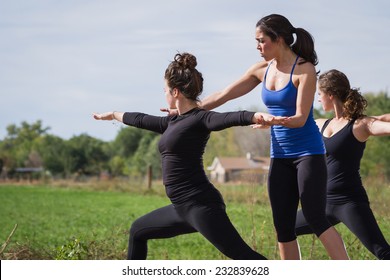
xmin=129 ymin=218 xmax=146 ymax=240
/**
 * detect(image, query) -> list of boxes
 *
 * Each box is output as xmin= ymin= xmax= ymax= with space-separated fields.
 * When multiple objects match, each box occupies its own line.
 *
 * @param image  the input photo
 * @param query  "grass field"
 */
xmin=0 ymin=181 xmax=389 ymax=260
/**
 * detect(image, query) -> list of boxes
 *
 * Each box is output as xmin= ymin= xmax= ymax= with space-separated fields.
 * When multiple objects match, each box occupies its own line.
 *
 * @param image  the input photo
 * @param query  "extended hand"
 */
xmin=253 ymin=113 xmax=291 ymax=129
xmin=92 ymin=112 xmax=114 ymax=120
xmin=160 ymin=108 xmax=179 ymax=116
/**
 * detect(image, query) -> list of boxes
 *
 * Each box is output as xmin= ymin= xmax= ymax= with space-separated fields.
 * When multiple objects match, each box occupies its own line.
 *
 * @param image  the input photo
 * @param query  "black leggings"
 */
xmin=296 ymin=198 xmax=390 ymax=260
xmin=127 ymin=190 xmax=267 ymax=260
xmin=268 ymin=155 xmax=331 ymax=242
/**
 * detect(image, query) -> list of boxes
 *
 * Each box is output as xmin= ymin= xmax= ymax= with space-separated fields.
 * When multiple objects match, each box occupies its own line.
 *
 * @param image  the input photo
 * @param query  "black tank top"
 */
xmin=322 ymin=119 xmax=368 ymax=202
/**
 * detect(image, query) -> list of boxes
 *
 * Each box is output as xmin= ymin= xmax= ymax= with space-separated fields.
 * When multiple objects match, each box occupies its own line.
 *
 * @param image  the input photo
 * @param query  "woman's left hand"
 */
xmin=253 ymin=113 xmax=290 ymax=128
xmin=92 ymin=112 xmax=115 ymax=120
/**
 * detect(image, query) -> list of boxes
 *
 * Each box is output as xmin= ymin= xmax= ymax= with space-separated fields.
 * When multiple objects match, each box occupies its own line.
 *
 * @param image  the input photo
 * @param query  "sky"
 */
xmin=1 ymin=0 xmax=389 ymax=141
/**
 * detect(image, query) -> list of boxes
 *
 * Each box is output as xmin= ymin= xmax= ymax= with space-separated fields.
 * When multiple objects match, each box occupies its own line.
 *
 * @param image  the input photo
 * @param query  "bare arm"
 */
xmin=366 ymin=116 xmax=390 ymax=137
xmin=354 ymin=115 xmax=390 ymax=141
xmin=200 ymin=62 xmax=265 ymax=110
xmin=373 ymin=113 xmax=390 ymax=122
xmin=282 ymin=63 xmax=317 ymax=128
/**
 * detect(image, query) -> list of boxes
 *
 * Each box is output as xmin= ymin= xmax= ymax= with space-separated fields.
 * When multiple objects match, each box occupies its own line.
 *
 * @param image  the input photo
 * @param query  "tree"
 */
xmin=66 ymin=134 xmax=109 ymax=176
xmin=34 ymin=135 xmax=67 ymax=176
xmin=110 ymin=127 xmax=146 ymax=158
xmin=0 ymin=120 xmax=50 ymax=174
xmin=129 ymin=131 xmax=159 ymax=177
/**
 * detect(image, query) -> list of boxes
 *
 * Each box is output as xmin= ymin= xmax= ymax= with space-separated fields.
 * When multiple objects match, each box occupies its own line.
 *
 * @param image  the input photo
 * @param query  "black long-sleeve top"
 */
xmin=123 ymin=108 xmax=255 ymax=203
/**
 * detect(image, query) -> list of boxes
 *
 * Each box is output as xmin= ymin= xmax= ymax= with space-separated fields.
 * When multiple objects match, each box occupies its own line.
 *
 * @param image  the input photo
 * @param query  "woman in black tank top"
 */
xmin=295 ymin=69 xmax=390 ymax=259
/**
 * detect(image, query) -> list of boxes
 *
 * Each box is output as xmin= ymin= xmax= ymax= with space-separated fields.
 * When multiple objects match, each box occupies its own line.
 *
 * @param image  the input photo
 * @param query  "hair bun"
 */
xmin=174 ymin=52 xmax=197 ymax=70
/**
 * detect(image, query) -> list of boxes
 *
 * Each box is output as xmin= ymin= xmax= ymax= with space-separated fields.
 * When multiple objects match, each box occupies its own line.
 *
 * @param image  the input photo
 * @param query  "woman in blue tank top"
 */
xmin=196 ymin=14 xmax=349 ymax=259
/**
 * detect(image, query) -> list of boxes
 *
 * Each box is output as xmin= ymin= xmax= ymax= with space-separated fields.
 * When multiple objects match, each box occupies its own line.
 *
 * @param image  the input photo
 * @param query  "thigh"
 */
xmin=268 ymin=159 xmax=299 ymax=228
xmin=334 ymin=201 xmax=389 ymax=250
xmin=182 ymin=202 xmax=260 ymax=259
xmin=187 ymin=202 xmax=240 ymax=242
xmin=297 ymin=155 xmax=327 ymax=215
xmin=131 ymin=204 xmax=196 ymax=240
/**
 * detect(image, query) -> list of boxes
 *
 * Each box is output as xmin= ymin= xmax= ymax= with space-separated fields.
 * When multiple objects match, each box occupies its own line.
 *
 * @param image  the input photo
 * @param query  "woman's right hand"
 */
xmin=160 ymin=108 xmax=179 ymax=116
xmin=93 ymin=112 xmax=115 ymax=120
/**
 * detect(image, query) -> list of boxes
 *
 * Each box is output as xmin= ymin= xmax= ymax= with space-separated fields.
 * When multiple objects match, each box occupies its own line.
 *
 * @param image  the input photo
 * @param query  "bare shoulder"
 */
xmin=246 ymin=60 xmax=270 ymax=82
xmin=355 ymin=116 xmax=374 ymax=127
xmin=295 ymin=59 xmax=316 ymax=75
xmin=353 ymin=117 xmax=372 ymax=142
xmin=292 ymin=60 xmax=316 ymax=89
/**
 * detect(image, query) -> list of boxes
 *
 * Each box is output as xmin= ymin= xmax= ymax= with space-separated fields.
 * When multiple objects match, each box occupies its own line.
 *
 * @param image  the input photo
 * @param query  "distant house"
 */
xmin=14 ymin=167 xmax=44 ymax=181
xmin=207 ymin=153 xmax=270 ymax=184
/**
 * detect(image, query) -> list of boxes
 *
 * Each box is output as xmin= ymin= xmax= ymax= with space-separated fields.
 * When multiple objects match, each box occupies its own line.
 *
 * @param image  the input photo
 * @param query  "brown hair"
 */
xmin=318 ymin=69 xmax=367 ymax=120
xmin=164 ymin=52 xmax=204 ymax=101
xmin=256 ymin=14 xmax=318 ymax=66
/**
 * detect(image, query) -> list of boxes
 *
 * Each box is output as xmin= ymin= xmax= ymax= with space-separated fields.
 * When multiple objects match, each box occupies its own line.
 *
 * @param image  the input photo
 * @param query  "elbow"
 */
xmin=295 ymin=120 xmax=306 ymax=128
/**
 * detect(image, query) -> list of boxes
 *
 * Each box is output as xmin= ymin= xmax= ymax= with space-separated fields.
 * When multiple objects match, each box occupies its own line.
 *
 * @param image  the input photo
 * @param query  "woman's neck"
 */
xmin=273 ymin=49 xmax=297 ymax=68
xmin=333 ymin=100 xmax=346 ymax=120
xmin=177 ymin=100 xmax=198 ymax=115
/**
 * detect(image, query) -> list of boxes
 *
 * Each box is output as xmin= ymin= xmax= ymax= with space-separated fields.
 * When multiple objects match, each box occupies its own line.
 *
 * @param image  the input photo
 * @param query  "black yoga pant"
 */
xmin=127 ymin=196 xmax=266 ymax=260
xmin=268 ymin=155 xmax=331 ymax=242
xmin=296 ymin=199 xmax=390 ymax=260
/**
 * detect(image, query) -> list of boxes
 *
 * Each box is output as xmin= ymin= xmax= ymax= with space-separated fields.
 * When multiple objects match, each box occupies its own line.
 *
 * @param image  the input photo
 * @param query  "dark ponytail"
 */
xmin=256 ymin=14 xmax=318 ymax=65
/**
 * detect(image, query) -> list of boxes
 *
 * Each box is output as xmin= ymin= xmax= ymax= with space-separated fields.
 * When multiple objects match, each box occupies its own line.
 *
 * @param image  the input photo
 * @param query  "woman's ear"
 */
xmin=172 ymin=88 xmax=179 ymax=98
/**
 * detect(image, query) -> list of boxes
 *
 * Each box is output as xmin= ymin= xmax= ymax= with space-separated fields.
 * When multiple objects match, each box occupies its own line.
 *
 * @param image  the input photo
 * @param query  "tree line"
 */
xmin=0 ymin=91 xmax=389 ymax=181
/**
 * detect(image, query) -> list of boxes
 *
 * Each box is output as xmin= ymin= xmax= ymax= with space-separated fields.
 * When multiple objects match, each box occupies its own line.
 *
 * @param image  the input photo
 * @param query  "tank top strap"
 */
xmin=289 ymin=56 xmax=299 ymax=80
xmin=321 ymin=118 xmax=333 ymax=134
xmin=347 ymin=119 xmax=357 ymax=131
xmin=264 ymin=56 xmax=299 ymax=83
xmin=263 ymin=59 xmax=274 ymax=82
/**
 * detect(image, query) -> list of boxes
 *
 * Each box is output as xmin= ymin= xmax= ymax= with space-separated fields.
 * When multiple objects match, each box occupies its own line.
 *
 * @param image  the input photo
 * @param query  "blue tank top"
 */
xmin=261 ymin=57 xmax=325 ymax=158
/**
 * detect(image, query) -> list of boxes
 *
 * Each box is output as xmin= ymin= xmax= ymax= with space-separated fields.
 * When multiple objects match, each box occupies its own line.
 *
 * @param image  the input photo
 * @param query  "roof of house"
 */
xmin=15 ymin=167 xmax=44 ymax=173
xmin=208 ymin=156 xmax=270 ymax=171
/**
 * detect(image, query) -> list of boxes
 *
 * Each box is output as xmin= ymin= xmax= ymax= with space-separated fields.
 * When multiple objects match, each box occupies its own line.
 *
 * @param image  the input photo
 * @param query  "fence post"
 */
xmin=147 ymin=164 xmax=152 ymax=190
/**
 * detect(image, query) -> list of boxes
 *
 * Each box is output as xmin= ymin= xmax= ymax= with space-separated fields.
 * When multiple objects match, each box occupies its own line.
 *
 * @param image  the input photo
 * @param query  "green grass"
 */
xmin=0 ymin=182 xmax=389 ymax=260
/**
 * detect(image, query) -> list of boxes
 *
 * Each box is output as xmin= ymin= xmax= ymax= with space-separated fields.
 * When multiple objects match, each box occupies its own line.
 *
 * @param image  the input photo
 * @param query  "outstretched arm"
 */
xmin=93 ymin=111 xmax=169 ymax=134
xmin=354 ymin=114 xmax=390 ymax=141
xmin=373 ymin=113 xmax=390 ymax=122
xmin=93 ymin=111 xmax=124 ymax=122
xmin=200 ymin=62 xmax=265 ymax=110
xmin=367 ymin=115 xmax=390 ymax=137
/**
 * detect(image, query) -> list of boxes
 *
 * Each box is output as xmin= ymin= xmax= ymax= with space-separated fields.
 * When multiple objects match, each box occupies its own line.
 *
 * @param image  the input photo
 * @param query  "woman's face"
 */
xmin=317 ymin=88 xmax=333 ymax=112
xmin=255 ymin=28 xmax=277 ymax=61
xmin=164 ymin=80 xmax=175 ymax=108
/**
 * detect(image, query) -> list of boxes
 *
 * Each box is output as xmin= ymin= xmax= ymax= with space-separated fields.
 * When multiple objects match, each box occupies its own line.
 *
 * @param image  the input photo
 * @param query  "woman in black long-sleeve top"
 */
xmin=93 ymin=52 xmax=286 ymax=260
